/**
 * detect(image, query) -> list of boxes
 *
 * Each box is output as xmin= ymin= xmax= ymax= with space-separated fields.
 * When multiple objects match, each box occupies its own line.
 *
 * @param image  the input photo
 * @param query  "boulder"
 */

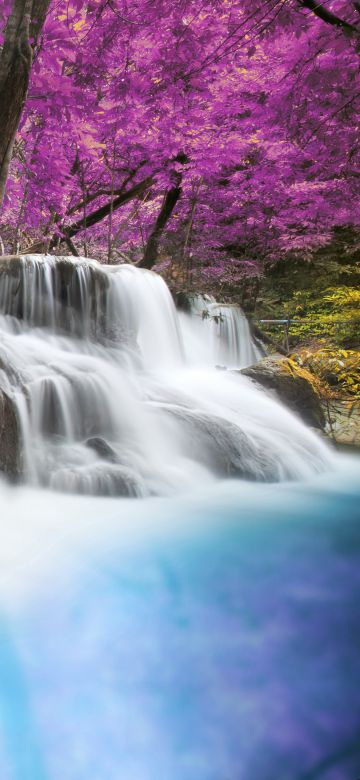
xmin=240 ymin=356 xmax=325 ymax=429
xmin=0 ymin=389 xmax=21 ymax=479
xmin=85 ymin=436 xmax=118 ymax=462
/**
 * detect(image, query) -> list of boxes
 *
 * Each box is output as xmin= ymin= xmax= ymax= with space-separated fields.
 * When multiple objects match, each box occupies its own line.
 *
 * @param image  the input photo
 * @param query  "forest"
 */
xmin=0 ymin=3 xmax=360 ymax=780
xmin=0 ymin=0 xmax=359 ymax=414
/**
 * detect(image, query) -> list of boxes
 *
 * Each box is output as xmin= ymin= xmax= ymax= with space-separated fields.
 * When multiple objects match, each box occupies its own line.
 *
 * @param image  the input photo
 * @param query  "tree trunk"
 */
xmin=0 ymin=0 xmax=51 ymax=209
xmin=140 ymin=173 xmax=182 ymax=270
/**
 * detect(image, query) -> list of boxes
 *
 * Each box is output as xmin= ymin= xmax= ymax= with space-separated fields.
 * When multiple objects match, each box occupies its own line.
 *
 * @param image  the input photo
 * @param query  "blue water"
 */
xmin=0 ymin=459 xmax=360 ymax=780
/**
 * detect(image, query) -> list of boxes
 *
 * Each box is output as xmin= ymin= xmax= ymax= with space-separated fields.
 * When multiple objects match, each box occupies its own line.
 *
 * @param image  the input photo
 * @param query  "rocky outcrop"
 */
xmin=0 ymin=389 xmax=21 ymax=479
xmin=240 ymin=355 xmax=326 ymax=429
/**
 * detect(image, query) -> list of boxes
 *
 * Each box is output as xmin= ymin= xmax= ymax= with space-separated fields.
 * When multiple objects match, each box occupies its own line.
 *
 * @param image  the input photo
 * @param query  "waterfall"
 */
xmin=177 ymin=293 xmax=263 ymax=368
xmin=0 ymin=255 xmax=332 ymax=496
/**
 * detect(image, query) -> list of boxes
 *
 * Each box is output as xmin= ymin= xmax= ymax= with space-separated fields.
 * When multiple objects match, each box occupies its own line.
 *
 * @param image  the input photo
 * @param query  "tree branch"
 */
xmin=297 ymin=0 xmax=359 ymax=34
xmin=48 ymin=176 xmax=153 ymax=250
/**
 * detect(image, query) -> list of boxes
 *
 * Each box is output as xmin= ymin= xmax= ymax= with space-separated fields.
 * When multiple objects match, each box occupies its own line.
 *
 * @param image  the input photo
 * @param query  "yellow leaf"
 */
xmin=74 ymin=19 xmax=86 ymax=31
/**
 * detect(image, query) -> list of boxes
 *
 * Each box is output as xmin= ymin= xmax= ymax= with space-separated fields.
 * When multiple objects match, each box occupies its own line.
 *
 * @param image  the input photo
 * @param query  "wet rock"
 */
xmin=173 ymin=291 xmax=193 ymax=312
xmin=164 ymin=405 xmax=291 ymax=481
xmin=240 ymin=356 xmax=325 ymax=429
xmin=0 ymin=389 xmax=21 ymax=479
xmin=173 ymin=290 xmax=212 ymax=313
xmin=85 ymin=436 xmax=118 ymax=462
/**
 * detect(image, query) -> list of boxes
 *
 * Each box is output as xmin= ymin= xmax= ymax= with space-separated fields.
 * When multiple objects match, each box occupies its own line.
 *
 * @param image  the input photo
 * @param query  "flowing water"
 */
xmin=0 ymin=255 xmax=359 ymax=779
xmin=178 ymin=292 xmax=263 ymax=368
xmin=0 ymin=256 xmax=332 ymax=495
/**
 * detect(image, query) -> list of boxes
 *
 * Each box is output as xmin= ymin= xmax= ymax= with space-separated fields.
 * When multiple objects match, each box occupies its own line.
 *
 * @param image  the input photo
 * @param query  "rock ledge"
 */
xmin=240 ymin=355 xmax=325 ymax=429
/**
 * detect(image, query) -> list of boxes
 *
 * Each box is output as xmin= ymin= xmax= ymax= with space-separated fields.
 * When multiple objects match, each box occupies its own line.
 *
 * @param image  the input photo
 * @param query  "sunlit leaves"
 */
xmin=1 ymin=0 xmax=360 ymax=272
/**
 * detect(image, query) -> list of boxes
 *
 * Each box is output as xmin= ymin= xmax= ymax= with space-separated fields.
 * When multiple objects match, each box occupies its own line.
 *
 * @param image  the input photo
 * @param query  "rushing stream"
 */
xmin=0 ymin=255 xmax=359 ymax=779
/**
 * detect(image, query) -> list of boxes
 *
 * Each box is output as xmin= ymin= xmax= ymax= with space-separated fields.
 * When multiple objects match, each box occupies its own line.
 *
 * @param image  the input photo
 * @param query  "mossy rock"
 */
xmin=240 ymin=356 xmax=326 ymax=429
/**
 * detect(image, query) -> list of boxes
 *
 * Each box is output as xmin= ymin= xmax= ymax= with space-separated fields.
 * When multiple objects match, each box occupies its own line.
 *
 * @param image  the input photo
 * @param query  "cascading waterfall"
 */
xmin=177 ymin=293 xmax=263 ymax=368
xmin=0 ymin=255 xmax=332 ymax=496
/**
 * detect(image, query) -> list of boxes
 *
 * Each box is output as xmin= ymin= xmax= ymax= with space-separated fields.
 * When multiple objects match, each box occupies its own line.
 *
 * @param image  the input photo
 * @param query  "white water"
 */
xmin=0 ymin=255 xmax=332 ymax=496
xmin=178 ymin=293 xmax=263 ymax=367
